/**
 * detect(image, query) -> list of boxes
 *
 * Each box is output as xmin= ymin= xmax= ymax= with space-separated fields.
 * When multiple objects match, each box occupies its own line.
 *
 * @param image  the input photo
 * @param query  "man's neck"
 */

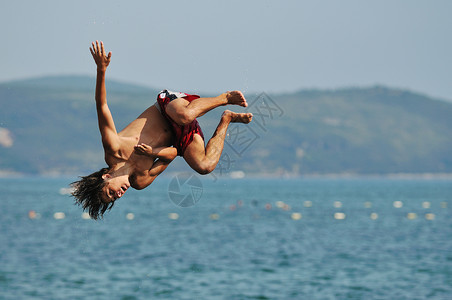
xmin=110 ymin=161 xmax=133 ymax=179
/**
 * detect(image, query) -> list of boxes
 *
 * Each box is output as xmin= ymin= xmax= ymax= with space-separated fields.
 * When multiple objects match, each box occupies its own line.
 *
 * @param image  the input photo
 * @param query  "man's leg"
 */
xmin=183 ymin=110 xmax=253 ymax=175
xmin=166 ymin=91 xmax=247 ymax=126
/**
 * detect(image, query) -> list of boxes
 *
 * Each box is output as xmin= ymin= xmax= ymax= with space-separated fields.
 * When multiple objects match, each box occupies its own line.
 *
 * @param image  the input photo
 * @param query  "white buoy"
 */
xmin=425 ymin=213 xmax=435 ymax=220
xmin=168 ymin=213 xmax=179 ymax=220
xmin=291 ymin=212 xmax=302 ymax=220
xmin=209 ymin=213 xmax=220 ymax=220
xmin=334 ymin=212 xmax=346 ymax=220
xmin=422 ymin=202 xmax=431 ymax=209
xmin=275 ymin=201 xmax=285 ymax=208
xmin=53 ymin=212 xmax=65 ymax=220
xmin=407 ymin=212 xmax=417 ymax=220
xmin=393 ymin=201 xmax=403 ymax=208
xmin=59 ymin=187 xmax=74 ymax=195
xmin=81 ymin=212 xmax=91 ymax=219
xmin=230 ymin=171 xmax=245 ymax=179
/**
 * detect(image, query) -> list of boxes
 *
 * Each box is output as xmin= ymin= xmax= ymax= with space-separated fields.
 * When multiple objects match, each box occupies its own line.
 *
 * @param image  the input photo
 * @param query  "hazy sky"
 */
xmin=1 ymin=0 xmax=451 ymax=100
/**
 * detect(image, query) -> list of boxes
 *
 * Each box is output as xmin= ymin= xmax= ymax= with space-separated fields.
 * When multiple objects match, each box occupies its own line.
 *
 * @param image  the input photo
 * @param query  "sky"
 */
xmin=1 ymin=0 xmax=452 ymax=100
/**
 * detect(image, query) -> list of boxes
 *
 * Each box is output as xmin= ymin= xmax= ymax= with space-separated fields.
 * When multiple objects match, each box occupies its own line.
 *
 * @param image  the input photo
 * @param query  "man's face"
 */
xmin=101 ymin=174 xmax=130 ymax=203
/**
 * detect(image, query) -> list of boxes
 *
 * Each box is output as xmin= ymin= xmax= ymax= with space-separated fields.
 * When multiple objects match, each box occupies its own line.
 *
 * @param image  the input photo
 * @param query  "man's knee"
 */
xmin=194 ymin=163 xmax=215 ymax=175
xmin=167 ymin=101 xmax=196 ymax=126
xmin=169 ymin=110 xmax=195 ymax=126
xmin=177 ymin=111 xmax=196 ymax=126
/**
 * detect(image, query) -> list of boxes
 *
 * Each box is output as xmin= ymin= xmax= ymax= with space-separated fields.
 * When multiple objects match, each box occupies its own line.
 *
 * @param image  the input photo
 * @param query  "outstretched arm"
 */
xmin=90 ymin=41 xmax=119 ymax=153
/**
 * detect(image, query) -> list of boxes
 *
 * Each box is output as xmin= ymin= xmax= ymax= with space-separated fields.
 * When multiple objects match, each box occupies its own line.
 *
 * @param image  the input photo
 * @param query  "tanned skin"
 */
xmin=90 ymin=41 xmax=253 ymax=205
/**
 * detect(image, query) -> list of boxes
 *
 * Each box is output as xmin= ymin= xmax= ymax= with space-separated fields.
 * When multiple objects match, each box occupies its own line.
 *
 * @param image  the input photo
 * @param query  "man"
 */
xmin=71 ymin=41 xmax=253 ymax=219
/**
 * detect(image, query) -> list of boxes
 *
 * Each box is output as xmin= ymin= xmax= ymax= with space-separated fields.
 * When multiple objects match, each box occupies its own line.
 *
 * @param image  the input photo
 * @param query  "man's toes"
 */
xmin=227 ymin=91 xmax=248 ymax=106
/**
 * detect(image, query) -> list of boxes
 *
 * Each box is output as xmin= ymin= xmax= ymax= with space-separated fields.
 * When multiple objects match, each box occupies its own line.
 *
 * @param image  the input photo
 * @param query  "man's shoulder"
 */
xmin=104 ymin=151 xmax=122 ymax=168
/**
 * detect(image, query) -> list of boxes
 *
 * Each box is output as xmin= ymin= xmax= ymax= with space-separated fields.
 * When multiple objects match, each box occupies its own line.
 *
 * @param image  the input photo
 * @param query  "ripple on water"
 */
xmin=120 ymin=296 xmax=138 ymax=300
xmin=230 ymin=295 xmax=271 ymax=300
xmin=260 ymin=268 xmax=276 ymax=273
xmin=0 ymin=272 xmax=10 ymax=285
xmin=183 ymin=263 xmax=205 ymax=273
xmin=154 ymin=288 xmax=177 ymax=297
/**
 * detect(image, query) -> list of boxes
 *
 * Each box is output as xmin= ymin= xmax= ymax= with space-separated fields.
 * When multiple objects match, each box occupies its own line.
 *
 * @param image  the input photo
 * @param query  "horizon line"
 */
xmin=0 ymin=73 xmax=449 ymax=102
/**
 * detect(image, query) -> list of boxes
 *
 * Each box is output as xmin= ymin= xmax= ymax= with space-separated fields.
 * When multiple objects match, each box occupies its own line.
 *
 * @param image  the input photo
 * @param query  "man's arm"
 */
xmin=132 ymin=158 xmax=174 ymax=190
xmin=90 ymin=41 xmax=120 ymax=153
xmin=133 ymin=144 xmax=177 ymax=189
xmin=134 ymin=144 xmax=178 ymax=162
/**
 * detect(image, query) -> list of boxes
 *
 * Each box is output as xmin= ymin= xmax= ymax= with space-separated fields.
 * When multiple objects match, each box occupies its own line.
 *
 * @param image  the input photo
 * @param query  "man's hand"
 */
xmin=134 ymin=143 xmax=154 ymax=157
xmin=90 ymin=40 xmax=111 ymax=72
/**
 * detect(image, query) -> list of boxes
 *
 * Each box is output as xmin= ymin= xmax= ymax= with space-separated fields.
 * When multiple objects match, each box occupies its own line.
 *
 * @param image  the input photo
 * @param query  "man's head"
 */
xmin=71 ymin=167 xmax=115 ymax=220
xmin=100 ymin=172 xmax=130 ymax=204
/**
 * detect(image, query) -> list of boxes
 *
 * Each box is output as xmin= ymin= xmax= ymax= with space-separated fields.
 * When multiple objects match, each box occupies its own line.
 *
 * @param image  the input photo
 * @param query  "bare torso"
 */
xmin=105 ymin=104 xmax=173 ymax=168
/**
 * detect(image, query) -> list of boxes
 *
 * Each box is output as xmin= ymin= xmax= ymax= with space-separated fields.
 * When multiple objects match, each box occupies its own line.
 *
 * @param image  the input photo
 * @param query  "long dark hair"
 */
xmin=71 ymin=168 xmax=115 ymax=220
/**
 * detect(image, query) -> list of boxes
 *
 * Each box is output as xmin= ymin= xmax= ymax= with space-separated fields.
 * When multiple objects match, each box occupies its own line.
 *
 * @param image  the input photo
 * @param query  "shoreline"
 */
xmin=3 ymin=171 xmax=452 ymax=180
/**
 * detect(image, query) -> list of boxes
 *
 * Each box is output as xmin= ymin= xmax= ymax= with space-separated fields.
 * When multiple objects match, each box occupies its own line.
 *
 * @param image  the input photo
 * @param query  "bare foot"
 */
xmin=222 ymin=110 xmax=253 ymax=124
xmin=225 ymin=91 xmax=247 ymax=107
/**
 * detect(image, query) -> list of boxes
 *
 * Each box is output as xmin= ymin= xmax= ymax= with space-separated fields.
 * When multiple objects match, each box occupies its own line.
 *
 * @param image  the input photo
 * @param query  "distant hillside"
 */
xmin=1 ymin=76 xmax=451 ymax=176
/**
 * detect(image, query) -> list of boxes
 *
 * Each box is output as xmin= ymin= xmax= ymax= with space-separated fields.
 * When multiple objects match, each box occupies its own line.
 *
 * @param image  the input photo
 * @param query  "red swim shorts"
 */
xmin=157 ymin=90 xmax=205 ymax=156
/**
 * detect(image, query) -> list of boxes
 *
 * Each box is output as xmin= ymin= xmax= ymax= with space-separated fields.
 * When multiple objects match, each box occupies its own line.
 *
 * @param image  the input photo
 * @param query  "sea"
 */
xmin=0 ymin=176 xmax=451 ymax=300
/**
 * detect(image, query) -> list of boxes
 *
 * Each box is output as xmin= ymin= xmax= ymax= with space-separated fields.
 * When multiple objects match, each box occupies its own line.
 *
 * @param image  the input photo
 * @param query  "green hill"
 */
xmin=0 ymin=76 xmax=451 ymax=176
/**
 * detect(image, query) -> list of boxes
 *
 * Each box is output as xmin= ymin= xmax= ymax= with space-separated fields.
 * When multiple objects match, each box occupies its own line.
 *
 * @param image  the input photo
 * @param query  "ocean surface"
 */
xmin=0 ymin=176 xmax=451 ymax=299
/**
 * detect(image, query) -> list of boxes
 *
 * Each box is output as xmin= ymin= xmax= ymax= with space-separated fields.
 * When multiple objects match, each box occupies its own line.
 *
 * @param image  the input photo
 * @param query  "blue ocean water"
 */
xmin=0 ymin=176 xmax=451 ymax=299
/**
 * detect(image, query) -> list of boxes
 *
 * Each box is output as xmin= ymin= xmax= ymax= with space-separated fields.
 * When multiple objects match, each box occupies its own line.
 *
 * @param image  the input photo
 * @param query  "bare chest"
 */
xmin=118 ymin=105 xmax=173 ymax=155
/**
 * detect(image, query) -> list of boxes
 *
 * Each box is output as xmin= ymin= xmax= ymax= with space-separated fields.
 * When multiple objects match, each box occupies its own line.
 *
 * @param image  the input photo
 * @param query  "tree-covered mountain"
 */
xmin=1 ymin=76 xmax=451 ymax=176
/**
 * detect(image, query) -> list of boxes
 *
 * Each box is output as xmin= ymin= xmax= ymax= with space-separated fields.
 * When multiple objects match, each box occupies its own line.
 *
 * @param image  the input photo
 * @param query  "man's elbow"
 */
xmin=170 ymin=150 xmax=178 ymax=161
xmin=164 ymin=148 xmax=178 ymax=162
xmin=102 ymin=139 xmax=119 ymax=154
